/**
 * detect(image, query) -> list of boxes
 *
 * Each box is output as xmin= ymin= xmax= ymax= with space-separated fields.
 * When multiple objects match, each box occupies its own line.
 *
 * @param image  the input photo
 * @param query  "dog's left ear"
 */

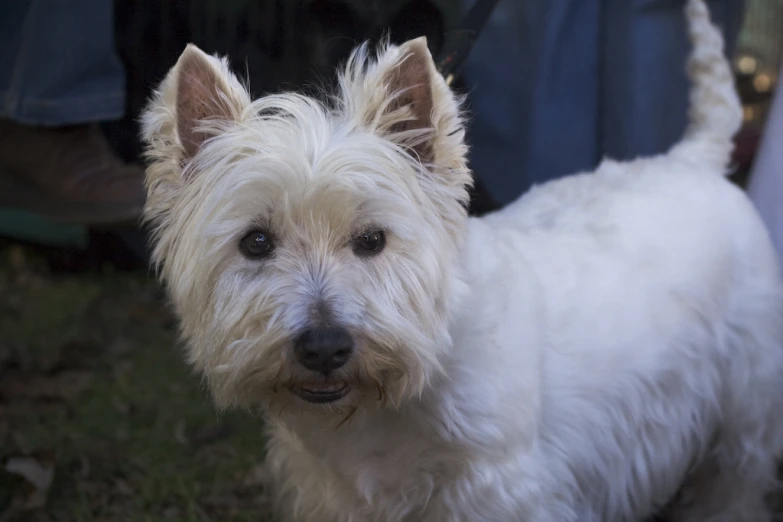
xmin=379 ymin=38 xmax=437 ymax=162
xmin=343 ymin=37 xmax=468 ymax=171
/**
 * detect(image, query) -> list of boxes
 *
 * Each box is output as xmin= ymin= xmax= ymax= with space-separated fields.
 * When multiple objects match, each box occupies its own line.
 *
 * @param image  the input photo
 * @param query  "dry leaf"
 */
xmin=242 ymin=462 xmax=272 ymax=488
xmin=7 ymin=245 xmax=26 ymax=273
xmin=163 ymin=506 xmax=181 ymax=519
xmin=189 ymin=422 xmax=230 ymax=447
xmin=78 ymin=455 xmax=90 ymax=479
xmin=0 ymin=343 xmax=12 ymax=369
xmin=174 ymin=420 xmax=188 ymax=445
xmin=4 ymin=456 xmax=54 ymax=510
xmin=112 ymin=396 xmax=130 ymax=415
xmin=115 ymin=425 xmax=130 ymax=441
xmin=114 ymin=479 xmax=134 ymax=496
xmin=0 ymin=370 xmax=92 ymax=400
xmin=108 ymin=338 xmax=132 ymax=356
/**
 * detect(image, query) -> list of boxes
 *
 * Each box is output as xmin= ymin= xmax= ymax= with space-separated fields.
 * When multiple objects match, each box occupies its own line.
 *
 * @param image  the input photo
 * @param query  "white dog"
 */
xmin=141 ymin=0 xmax=783 ymax=519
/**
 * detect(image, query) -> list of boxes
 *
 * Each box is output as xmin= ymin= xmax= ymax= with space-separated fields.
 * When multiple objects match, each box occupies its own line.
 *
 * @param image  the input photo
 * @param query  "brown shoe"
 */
xmin=0 ymin=120 xmax=146 ymax=225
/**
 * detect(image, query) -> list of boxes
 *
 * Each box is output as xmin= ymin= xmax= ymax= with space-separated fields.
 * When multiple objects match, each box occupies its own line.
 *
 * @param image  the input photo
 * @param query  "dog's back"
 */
xmin=470 ymin=1 xmax=783 ymax=520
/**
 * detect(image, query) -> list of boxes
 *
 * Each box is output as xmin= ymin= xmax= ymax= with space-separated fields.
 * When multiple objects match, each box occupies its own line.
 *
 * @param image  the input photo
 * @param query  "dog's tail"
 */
xmin=670 ymin=0 xmax=743 ymax=173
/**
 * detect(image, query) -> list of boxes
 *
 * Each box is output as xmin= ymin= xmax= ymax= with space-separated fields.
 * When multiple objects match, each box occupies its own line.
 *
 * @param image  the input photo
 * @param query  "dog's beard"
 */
xmin=199 ymin=333 xmax=431 ymax=417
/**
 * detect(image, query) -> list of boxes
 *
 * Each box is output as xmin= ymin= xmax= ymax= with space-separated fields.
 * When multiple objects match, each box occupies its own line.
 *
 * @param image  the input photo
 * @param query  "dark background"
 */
xmin=0 ymin=1 xmax=781 ymax=520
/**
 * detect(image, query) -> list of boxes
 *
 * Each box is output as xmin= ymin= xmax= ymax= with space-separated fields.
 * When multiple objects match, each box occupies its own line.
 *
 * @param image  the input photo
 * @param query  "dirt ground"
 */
xmin=0 ymin=241 xmax=272 ymax=522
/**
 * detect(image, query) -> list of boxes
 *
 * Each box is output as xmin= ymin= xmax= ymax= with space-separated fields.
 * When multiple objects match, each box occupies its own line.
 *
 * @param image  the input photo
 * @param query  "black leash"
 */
xmin=435 ymin=0 xmax=502 ymax=86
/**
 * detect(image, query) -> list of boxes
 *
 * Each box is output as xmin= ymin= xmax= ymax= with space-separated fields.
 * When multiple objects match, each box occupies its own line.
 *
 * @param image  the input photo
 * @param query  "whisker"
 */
xmin=271 ymin=361 xmax=286 ymax=393
xmin=336 ymin=406 xmax=358 ymax=429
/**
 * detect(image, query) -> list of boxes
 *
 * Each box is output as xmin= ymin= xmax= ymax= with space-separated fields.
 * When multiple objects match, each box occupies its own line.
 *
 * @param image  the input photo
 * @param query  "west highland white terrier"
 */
xmin=141 ymin=0 xmax=783 ymax=520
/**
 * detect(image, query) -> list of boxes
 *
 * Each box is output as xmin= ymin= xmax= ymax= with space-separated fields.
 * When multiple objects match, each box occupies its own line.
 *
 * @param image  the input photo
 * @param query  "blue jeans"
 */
xmin=1 ymin=0 xmax=743 ymax=191
xmin=0 ymin=0 xmax=125 ymax=126
xmin=462 ymin=0 xmax=745 ymax=205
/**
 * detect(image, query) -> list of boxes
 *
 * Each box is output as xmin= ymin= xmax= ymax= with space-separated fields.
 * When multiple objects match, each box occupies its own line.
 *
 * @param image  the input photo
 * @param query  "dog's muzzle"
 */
xmin=292 ymin=326 xmax=354 ymax=404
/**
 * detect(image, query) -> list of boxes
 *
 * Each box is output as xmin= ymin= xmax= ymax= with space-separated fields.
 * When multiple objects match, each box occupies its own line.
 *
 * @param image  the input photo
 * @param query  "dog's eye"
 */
xmin=353 ymin=230 xmax=386 ymax=256
xmin=240 ymin=230 xmax=274 ymax=258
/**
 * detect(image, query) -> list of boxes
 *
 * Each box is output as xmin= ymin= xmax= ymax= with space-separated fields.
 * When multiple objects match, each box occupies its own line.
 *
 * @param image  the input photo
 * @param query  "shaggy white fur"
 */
xmin=141 ymin=0 xmax=783 ymax=520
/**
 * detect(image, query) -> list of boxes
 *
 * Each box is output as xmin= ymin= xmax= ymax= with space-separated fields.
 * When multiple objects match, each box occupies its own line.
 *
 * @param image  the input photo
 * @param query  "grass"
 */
xmin=1 ymin=240 xmax=782 ymax=521
xmin=0 ymin=244 xmax=272 ymax=521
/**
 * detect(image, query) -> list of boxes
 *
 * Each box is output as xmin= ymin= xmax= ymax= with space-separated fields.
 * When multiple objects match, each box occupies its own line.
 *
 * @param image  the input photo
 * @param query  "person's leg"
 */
xmin=461 ymin=0 xmax=603 ymax=207
xmin=461 ymin=0 xmax=744 ymax=207
xmin=0 ymin=0 xmax=144 ymax=224
xmin=601 ymin=0 xmax=745 ymax=162
xmin=747 ymin=58 xmax=783 ymax=264
xmin=0 ymin=0 xmax=125 ymax=124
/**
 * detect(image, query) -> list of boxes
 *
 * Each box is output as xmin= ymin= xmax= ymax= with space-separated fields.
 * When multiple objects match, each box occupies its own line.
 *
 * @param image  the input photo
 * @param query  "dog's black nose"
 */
xmin=294 ymin=326 xmax=354 ymax=373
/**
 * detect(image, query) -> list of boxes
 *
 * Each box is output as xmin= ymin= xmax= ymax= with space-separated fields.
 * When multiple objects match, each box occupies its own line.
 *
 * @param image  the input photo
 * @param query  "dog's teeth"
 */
xmin=305 ymin=384 xmax=344 ymax=393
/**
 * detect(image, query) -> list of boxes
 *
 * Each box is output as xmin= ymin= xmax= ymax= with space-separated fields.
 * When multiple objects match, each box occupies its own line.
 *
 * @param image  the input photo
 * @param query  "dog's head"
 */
xmin=141 ymin=39 xmax=472 ymax=415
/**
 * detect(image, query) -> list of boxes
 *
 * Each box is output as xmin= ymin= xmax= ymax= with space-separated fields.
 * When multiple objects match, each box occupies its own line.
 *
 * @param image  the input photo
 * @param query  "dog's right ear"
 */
xmin=173 ymin=45 xmax=252 ymax=160
xmin=142 ymin=44 xmax=250 ymax=188
xmin=141 ymin=44 xmax=251 ymax=235
xmin=144 ymin=44 xmax=250 ymax=162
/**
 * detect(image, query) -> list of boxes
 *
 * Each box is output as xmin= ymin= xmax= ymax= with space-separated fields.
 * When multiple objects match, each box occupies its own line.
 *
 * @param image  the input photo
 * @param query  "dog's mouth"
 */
xmin=292 ymin=383 xmax=351 ymax=404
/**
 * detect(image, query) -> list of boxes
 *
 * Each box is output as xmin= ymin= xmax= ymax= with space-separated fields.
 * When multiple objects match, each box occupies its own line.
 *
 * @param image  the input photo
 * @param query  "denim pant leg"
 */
xmin=461 ymin=0 xmax=744 ymax=207
xmin=461 ymin=0 xmax=603 ymax=206
xmin=602 ymin=0 xmax=744 ymax=161
xmin=0 ymin=0 xmax=126 ymax=126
